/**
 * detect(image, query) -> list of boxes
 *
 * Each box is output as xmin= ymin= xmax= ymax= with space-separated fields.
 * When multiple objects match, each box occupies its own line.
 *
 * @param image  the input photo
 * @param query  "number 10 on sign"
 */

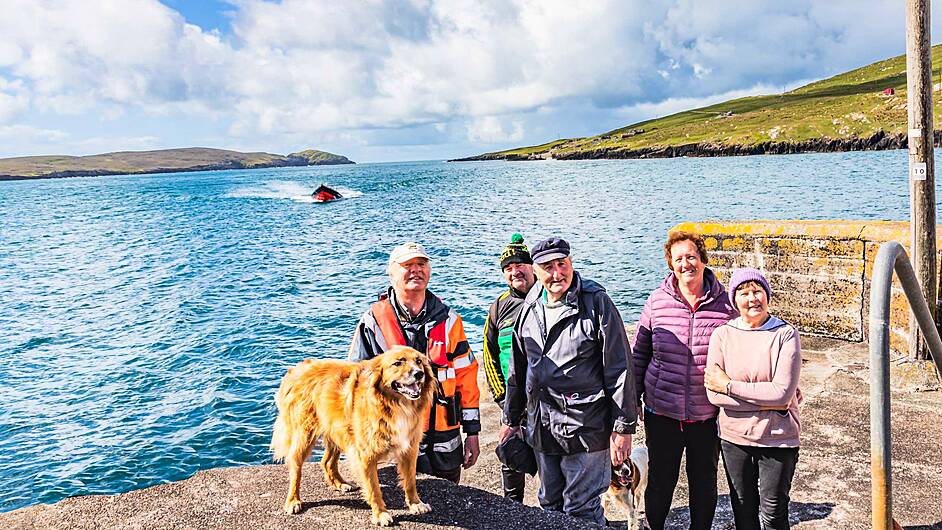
xmin=911 ymin=162 xmax=928 ymax=181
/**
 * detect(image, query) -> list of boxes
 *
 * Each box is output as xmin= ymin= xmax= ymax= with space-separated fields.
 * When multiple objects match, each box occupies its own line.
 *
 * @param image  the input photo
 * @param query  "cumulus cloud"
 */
xmin=0 ymin=77 xmax=30 ymax=123
xmin=466 ymin=116 xmax=524 ymax=144
xmin=0 ymin=0 xmax=229 ymax=118
xmin=0 ymin=0 xmax=933 ymax=159
xmin=0 ymin=124 xmax=68 ymax=144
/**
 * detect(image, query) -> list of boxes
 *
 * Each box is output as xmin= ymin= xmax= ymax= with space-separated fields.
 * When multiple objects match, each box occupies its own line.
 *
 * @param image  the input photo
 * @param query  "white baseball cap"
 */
xmin=388 ymin=242 xmax=431 ymax=265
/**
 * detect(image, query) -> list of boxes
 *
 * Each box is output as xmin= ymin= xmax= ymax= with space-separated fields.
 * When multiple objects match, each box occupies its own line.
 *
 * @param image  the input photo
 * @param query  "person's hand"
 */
xmin=610 ymin=432 xmax=632 ymax=466
xmin=704 ymin=363 xmax=731 ymax=394
xmin=498 ymin=424 xmax=521 ymax=444
xmin=463 ymin=435 xmax=480 ymax=469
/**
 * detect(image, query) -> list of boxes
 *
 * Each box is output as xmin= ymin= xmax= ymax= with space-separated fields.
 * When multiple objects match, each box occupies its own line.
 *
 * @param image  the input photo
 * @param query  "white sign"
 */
xmin=912 ymin=162 xmax=928 ymax=181
xmin=910 ymin=128 xmax=923 ymax=138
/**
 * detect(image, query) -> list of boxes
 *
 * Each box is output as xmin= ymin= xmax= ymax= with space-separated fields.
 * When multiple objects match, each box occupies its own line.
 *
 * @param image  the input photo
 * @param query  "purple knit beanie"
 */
xmin=727 ymin=268 xmax=772 ymax=307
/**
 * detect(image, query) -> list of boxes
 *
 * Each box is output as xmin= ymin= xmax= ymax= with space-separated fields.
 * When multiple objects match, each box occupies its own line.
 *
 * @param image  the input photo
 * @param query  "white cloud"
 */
xmin=1 ymin=0 xmax=230 ymax=115
xmin=0 ymin=77 xmax=30 ymax=123
xmin=0 ymin=0 xmax=933 ymax=159
xmin=0 ymin=125 xmax=167 ymax=157
xmin=466 ymin=116 xmax=525 ymax=144
xmin=0 ymin=124 xmax=68 ymax=144
xmin=609 ymin=82 xmax=811 ymax=125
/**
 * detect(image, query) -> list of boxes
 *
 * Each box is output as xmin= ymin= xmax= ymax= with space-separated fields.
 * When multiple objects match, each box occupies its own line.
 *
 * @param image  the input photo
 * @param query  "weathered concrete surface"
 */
xmin=0 ymin=464 xmax=598 ymax=530
xmin=3 ymin=338 xmax=940 ymax=529
xmin=674 ymin=220 xmax=942 ymax=366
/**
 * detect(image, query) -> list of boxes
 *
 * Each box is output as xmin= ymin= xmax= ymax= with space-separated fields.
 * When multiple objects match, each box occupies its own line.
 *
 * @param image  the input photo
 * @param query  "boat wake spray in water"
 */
xmin=227 ymin=181 xmax=361 ymax=203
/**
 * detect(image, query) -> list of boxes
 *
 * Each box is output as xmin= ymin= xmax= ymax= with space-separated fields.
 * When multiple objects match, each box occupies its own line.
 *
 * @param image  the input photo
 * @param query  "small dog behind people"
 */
xmin=601 ymin=446 xmax=649 ymax=529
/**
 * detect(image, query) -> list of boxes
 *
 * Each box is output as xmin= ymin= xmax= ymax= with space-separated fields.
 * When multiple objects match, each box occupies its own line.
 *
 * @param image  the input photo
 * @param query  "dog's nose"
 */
xmin=412 ymin=368 xmax=424 ymax=381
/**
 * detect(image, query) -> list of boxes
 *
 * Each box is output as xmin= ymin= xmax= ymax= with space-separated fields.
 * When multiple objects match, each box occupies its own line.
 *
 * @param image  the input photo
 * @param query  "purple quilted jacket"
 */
xmin=632 ymin=269 xmax=737 ymax=421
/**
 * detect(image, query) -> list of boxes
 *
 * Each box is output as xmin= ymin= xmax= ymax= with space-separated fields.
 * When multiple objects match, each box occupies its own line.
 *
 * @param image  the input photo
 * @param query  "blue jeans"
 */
xmin=535 ymin=449 xmax=609 ymax=526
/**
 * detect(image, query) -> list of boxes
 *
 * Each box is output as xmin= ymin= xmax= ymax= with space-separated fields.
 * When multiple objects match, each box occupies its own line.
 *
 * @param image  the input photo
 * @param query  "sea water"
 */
xmin=0 ymin=151 xmax=918 ymax=511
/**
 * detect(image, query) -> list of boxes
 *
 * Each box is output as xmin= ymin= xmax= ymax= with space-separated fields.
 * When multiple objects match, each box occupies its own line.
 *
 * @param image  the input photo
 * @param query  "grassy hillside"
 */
xmin=0 ymin=147 xmax=353 ymax=180
xmin=461 ymin=45 xmax=942 ymax=160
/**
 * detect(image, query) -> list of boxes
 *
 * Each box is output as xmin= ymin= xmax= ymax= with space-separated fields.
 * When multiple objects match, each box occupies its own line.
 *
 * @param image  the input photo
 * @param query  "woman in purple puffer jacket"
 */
xmin=632 ymin=231 xmax=738 ymax=530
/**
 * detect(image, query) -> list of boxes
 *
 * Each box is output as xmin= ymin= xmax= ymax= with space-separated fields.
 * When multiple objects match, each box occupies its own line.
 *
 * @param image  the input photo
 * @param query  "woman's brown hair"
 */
xmin=663 ymin=231 xmax=709 ymax=270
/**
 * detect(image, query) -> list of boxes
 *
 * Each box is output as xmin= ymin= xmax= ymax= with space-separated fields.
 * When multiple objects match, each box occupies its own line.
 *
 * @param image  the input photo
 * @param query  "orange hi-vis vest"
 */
xmin=370 ymin=299 xmax=460 ymax=432
xmin=371 ymin=299 xmax=448 ymax=366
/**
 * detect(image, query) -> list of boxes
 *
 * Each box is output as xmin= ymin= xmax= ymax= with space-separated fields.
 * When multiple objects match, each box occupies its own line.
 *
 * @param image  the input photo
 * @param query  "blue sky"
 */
xmin=0 ymin=1 xmax=938 ymax=163
xmin=160 ymin=1 xmax=234 ymax=33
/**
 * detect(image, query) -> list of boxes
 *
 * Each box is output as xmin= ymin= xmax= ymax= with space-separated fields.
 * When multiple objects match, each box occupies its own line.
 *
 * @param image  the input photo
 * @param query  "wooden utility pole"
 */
xmin=906 ymin=0 xmax=937 ymax=361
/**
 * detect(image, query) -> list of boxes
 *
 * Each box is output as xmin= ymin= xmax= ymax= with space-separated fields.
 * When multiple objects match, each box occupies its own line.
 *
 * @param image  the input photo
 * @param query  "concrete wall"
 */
xmin=672 ymin=220 xmax=942 ymax=355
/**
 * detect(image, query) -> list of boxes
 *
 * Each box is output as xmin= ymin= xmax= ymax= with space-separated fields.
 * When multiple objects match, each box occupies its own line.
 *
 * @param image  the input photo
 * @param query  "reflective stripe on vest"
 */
xmin=370 ymin=298 xmax=448 ymax=366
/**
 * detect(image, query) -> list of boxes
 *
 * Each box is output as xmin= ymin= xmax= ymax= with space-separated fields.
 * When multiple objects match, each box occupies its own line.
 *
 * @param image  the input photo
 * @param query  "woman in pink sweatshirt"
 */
xmin=704 ymin=268 xmax=801 ymax=530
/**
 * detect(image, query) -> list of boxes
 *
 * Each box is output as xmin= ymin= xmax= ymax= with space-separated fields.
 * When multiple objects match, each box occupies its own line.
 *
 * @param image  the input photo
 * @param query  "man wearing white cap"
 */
xmin=349 ymin=242 xmax=481 ymax=483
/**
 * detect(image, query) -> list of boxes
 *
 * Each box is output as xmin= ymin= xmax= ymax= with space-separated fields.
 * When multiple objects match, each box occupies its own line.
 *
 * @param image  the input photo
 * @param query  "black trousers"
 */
xmin=416 ymin=430 xmax=463 ymax=484
xmin=644 ymin=411 xmax=720 ymax=530
xmin=501 ymin=413 xmax=527 ymax=501
xmin=720 ymin=440 xmax=798 ymax=530
xmin=501 ymin=464 xmax=525 ymax=502
xmin=417 ymin=458 xmax=461 ymax=483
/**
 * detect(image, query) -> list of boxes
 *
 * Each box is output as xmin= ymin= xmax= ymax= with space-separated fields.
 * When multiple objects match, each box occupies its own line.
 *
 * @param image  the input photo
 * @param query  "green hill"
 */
xmin=0 ymin=147 xmax=354 ymax=181
xmin=454 ymin=45 xmax=942 ymax=161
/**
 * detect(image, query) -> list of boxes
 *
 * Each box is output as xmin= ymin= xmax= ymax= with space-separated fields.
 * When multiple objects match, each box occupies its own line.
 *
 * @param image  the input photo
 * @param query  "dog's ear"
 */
xmin=364 ymin=357 xmax=385 ymax=392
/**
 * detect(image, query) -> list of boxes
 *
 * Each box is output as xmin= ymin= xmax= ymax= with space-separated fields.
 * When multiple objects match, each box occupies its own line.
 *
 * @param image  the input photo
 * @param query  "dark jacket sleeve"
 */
xmin=502 ymin=310 xmax=529 ymax=427
xmin=598 ymin=292 xmax=638 ymax=435
xmin=348 ymin=312 xmax=382 ymax=361
xmin=481 ymin=300 xmax=506 ymax=403
xmin=631 ymin=295 xmax=654 ymax=403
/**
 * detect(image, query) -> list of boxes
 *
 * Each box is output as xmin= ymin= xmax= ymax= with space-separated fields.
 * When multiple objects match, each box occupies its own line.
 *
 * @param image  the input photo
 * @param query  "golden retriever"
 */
xmin=271 ymin=345 xmax=437 ymax=526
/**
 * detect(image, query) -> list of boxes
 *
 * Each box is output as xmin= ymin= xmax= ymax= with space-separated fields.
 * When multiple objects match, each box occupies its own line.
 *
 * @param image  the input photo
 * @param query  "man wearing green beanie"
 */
xmin=483 ymin=233 xmax=536 ymax=502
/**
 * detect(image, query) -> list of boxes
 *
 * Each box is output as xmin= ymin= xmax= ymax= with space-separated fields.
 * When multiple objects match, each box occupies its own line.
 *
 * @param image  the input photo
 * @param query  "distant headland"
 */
xmin=0 ymin=147 xmax=354 ymax=181
xmin=452 ymin=45 xmax=942 ymax=162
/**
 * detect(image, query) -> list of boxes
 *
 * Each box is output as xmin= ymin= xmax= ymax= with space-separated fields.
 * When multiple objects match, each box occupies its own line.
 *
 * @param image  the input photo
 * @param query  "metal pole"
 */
xmin=869 ymin=242 xmax=942 ymax=530
xmin=869 ymin=243 xmax=897 ymax=530
xmin=906 ymin=0 xmax=938 ymax=361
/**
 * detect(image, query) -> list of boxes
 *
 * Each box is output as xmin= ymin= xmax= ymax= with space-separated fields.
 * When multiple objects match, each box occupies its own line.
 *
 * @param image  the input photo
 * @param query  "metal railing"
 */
xmin=868 ymin=241 xmax=942 ymax=530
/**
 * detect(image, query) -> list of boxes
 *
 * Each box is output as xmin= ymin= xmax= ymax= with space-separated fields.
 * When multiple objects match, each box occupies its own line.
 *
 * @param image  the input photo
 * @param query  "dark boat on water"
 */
xmin=312 ymin=184 xmax=343 ymax=203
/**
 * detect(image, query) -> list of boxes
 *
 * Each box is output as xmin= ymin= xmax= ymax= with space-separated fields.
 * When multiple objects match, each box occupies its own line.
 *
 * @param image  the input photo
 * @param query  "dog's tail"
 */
xmin=271 ymin=417 xmax=290 ymax=462
xmin=270 ymin=384 xmax=292 ymax=462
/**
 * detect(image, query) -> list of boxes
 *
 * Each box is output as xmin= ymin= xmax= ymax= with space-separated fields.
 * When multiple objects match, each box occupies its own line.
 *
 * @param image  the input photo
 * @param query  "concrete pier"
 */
xmin=3 ymin=337 xmax=941 ymax=529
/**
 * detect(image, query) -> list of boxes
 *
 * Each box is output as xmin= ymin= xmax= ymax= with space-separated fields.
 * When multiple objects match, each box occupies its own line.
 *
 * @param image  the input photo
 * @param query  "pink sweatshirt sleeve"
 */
xmin=706 ymin=326 xmax=766 ymax=411
xmin=728 ymin=327 xmax=801 ymax=407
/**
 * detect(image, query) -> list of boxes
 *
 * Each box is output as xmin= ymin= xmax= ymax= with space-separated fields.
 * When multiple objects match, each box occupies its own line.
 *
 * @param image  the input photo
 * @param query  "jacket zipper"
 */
xmin=676 ymin=279 xmax=715 ymax=422
xmin=685 ymin=305 xmax=694 ymax=421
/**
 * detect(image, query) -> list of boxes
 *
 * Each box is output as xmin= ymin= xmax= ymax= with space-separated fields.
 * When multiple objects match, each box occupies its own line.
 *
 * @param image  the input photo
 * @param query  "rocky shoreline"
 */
xmin=450 ymin=130 xmax=934 ymax=162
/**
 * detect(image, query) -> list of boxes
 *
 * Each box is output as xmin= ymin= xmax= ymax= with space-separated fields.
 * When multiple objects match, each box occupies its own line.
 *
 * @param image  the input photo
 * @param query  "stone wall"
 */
xmin=672 ymin=220 xmax=942 ymax=355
